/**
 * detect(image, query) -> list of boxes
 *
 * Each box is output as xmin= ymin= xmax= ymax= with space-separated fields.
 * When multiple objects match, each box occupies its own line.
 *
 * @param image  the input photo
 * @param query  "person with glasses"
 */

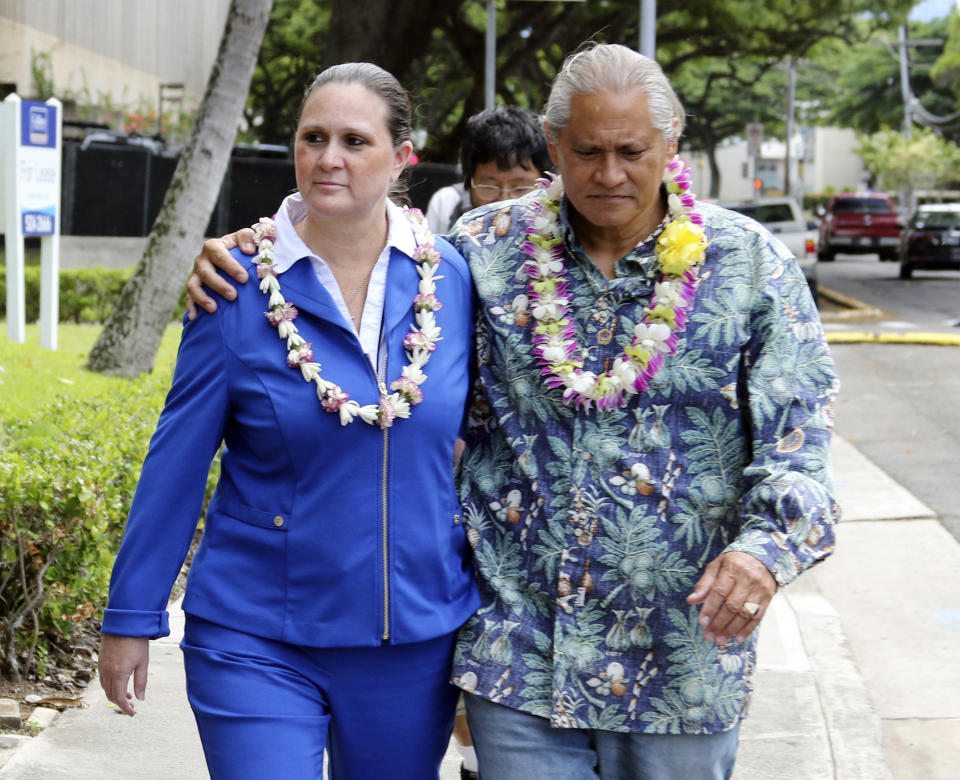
xmin=425 ymin=105 xmax=552 ymax=235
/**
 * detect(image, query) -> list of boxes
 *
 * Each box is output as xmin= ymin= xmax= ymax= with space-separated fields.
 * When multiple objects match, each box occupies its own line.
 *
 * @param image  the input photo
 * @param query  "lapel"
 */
xmin=383 ymin=246 xmax=419 ymax=338
xmin=273 ymin=256 xmax=348 ymax=328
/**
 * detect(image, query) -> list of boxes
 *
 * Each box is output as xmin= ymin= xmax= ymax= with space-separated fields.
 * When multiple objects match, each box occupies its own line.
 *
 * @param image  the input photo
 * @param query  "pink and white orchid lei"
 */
xmin=252 ymin=210 xmax=444 ymax=429
xmin=522 ymin=155 xmax=708 ymax=411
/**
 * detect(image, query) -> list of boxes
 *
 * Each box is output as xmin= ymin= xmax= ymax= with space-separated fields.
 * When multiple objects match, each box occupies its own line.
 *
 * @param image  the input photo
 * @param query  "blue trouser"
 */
xmin=465 ymin=693 xmax=740 ymax=780
xmin=181 ymin=614 xmax=459 ymax=779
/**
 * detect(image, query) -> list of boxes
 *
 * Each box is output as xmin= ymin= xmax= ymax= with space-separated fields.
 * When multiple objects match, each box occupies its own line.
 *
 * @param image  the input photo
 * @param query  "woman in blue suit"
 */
xmin=97 ymin=63 xmax=480 ymax=779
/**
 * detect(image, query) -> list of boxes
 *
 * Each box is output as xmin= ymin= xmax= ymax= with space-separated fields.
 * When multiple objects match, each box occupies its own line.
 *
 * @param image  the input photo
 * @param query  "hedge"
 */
xmin=0 ymin=266 xmax=187 ymax=324
xmin=0 ymin=367 xmax=219 ymax=682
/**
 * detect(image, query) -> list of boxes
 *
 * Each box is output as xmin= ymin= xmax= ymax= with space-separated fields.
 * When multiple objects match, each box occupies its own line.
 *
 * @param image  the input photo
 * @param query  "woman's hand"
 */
xmin=185 ymin=228 xmax=257 ymax=319
xmin=98 ymin=635 xmax=150 ymax=717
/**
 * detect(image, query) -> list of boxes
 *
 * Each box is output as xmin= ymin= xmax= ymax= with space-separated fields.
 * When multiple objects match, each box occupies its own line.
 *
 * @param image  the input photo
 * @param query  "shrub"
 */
xmin=0 ymin=337 xmax=217 ymax=682
xmin=0 ymin=267 xmax=186 ymax=324
xmin=803 ymin=193 xmax=833 ymax=215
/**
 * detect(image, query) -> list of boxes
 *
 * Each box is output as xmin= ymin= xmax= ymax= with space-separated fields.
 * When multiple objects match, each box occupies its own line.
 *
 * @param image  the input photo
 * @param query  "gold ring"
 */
xmin=741 ymin=601 xmax=760 ymax=618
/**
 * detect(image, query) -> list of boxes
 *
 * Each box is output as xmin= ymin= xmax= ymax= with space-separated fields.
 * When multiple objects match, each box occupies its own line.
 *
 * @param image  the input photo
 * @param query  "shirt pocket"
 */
xmin=216 ymin=499 xmax=291 ymax=532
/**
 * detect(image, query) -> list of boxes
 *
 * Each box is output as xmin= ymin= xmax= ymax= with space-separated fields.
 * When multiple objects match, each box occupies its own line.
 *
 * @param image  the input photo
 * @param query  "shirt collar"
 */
xmin=271 ymin=192 xmax=418 ymax=273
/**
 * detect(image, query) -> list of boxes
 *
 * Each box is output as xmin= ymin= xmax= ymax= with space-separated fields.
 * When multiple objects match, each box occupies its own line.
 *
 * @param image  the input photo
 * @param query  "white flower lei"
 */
xmin=522 ymin=155 xmax=708 ymax=411
xmin=252 ymin=209 xmax=444 ymax=429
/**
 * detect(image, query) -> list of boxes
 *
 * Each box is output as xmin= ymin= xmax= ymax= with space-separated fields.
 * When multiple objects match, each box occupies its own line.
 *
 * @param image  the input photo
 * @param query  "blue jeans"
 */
xmin=465 ymin=694 xmax=740 ymax=780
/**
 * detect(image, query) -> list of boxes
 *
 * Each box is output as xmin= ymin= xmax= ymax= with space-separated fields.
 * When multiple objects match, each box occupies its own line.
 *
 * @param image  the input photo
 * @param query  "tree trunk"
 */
xmin=86 ymin=0 xmax=273 ymax=377
xmin=706 ymin=141 xmax=722 ymax=200
xmin=327 ymin=0 xmax=460 ymax=78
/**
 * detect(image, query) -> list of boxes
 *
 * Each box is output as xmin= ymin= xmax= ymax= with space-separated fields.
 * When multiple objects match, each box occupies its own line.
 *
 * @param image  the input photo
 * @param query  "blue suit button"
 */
xmin=273 ymin=515 xmax=285 ymax=527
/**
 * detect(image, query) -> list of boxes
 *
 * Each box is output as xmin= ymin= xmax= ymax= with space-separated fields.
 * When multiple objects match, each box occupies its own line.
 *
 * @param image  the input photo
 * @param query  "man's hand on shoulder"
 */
xmin=185 ymin=228 xmax=257 ymax=319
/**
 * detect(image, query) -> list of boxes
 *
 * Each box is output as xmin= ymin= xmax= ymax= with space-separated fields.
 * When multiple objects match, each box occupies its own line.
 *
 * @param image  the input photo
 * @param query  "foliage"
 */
xmin=245 ymin=0 xmax=915 ymax=165
xmin=855 ymin=127 xmax=960 ymax=191
xmin=808 ymin=17 xmax=960 ymax=142
xmin=29 ymin=48 xmax=55 ymax=100
xmin=0 ymin=267 xmax=186 ymax=325
xmin=930 ymin=8 xmax=960 ymax=98
xmin=243 ymin=0 xmax=330 ymax=144
xmin=123 ymin=105 xmax=199 ymax=146
xmin=0 ymin=324 xmax=210 ymax=683
xmin=247 ymin=0 xmax=463 ymax=147
xmin=26 ymin=44 xmax=198 ymax=145
xmin=667 ymin=2 xmax=912 ymax=195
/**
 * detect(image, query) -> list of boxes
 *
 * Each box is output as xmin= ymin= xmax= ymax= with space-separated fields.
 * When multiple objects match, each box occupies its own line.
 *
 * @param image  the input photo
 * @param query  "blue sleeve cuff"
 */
xmin=101 ymin=608 xmax=170 ymax=640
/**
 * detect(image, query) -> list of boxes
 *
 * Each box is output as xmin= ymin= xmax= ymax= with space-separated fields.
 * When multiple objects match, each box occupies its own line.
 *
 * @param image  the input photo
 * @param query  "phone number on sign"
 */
xmin=23 ymin=213 xmax=54 ymax=235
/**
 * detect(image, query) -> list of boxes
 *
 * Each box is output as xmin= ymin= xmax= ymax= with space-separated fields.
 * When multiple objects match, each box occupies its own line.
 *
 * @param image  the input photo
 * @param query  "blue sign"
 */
xmin=22 ymin=209 xmax=56 ymax=235
xmin=21 ymin=101 xmax=57 ymax=149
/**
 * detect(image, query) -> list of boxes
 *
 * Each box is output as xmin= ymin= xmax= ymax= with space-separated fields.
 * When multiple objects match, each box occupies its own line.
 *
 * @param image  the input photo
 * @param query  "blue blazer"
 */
xmin=103 ymin=237 xmax=480 ymax=647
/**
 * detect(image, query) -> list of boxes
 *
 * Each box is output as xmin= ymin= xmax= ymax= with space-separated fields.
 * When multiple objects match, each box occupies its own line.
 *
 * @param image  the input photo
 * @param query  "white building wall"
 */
xmin=685 ymin=127 xmax=867 ymax=203
xmin=809 ymin=126 xmax=867 ymax=193
xmin=686 ymin=143 xmax=763 ymax=202
xmin=0 ymin=0 xmax=231 ymax=110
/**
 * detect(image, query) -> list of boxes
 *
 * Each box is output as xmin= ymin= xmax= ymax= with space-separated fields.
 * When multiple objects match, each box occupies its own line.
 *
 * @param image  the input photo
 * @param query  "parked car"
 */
xmin=898 ymin=202 xmax=960 ymax=279
xmin=719 ymin=196 xmax=819 ymax=302
xmin=817 ymin=192 xmax=901 ymax=261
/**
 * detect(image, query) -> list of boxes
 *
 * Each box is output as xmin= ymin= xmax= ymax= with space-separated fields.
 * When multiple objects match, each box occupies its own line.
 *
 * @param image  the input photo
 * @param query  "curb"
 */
xmin=785 ymin=589 xmax=893 ymax=780
xmin=818 ymin=285 xmax=876 ymax=312
xmin=826 ymin=331 xmax=960 ymax=346
xmin=818 ymin=286 xmax=885 ymax=321
xmin=818 ymin=285 xmax=960 ymax=346
xmin=0 ymin=707 xmax=62 ymax=771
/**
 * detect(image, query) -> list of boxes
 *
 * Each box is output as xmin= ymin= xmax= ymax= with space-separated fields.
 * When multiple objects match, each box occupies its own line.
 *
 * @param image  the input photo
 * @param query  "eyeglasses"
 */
xmin=470 ymin=183 xmax=538 ymax=199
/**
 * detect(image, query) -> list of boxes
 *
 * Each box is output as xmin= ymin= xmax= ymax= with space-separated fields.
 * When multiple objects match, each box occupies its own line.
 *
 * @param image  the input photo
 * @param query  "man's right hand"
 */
xmin=185 ymin=228 xmax=257 ymax=319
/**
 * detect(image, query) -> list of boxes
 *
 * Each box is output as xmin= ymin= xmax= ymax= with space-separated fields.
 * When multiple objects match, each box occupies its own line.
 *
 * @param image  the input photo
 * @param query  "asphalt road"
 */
xmin=818 ymin=253 xmax=960 ymax=542
xmin=818 ymin=252 xmax=960 ymax=328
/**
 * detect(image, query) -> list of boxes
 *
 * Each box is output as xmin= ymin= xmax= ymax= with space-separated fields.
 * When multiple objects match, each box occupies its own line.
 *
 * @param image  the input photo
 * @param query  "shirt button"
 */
xmin=273 ymin=515 xmax=285 ymax=527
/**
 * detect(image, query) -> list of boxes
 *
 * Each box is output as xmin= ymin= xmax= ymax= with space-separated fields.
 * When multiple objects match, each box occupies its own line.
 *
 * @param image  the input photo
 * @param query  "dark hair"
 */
xmin=298 ymin=62 xmax=412 ymax=148
xmin=459 ymin=105 xmax=552 ymax=188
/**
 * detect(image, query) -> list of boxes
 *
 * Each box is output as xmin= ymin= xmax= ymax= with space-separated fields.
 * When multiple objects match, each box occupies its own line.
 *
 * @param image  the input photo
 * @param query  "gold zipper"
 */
xmin=369 ymin=352 xmax=391 ymax=641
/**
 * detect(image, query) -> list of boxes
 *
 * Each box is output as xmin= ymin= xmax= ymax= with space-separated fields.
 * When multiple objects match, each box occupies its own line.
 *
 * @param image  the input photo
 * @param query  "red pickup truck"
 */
xmin=818 ymin=192 xmax=902 ymax=261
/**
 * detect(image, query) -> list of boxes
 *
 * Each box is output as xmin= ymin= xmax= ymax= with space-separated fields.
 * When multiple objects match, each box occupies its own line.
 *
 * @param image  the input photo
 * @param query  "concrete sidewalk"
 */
xmin=2 ymin=435 xmax=958 ymax=779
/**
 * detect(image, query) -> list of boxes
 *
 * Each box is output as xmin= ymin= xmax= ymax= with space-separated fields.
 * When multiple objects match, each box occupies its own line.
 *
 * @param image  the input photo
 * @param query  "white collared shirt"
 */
xmin=271 ymin=192 xmax=416 ymax=359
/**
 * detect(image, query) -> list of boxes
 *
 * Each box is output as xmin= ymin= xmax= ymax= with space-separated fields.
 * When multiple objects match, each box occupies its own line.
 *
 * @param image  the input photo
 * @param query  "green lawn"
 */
xmin=0 ymin=321 xmax=183 ymax=418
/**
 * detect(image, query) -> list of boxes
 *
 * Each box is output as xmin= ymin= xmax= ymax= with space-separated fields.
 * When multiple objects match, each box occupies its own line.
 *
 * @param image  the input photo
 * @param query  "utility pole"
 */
xmin=639 ymin=0 xmax=656 ymax=58
xmin=784 ymin=56 xmax=795 ymax=198
xmin=485 ymin=0 xmax=496 ymax=111
xmin=892 ymin=25 xmax=943 ymax=217
xmin=899 ymin=24 xmax=913 ymax=138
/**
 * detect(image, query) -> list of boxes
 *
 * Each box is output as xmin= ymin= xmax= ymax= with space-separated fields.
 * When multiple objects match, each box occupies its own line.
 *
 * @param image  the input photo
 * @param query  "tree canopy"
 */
xmin=244 ymin=0 xmax=916 ymax=162
xmin=930 ymin=9 xmax=960 ymax=103
xmin=808 ymin=16 xmax=960 ymax=143
xmin=857 ymin=127 xmax=960 ymax=191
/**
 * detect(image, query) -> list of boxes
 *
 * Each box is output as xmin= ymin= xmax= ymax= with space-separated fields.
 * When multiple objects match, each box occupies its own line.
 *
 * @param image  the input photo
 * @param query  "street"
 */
xmin=818 ymin=253 xmax=960 ymax=542
xmin=819 ymin=252 xmax=960 ymax=329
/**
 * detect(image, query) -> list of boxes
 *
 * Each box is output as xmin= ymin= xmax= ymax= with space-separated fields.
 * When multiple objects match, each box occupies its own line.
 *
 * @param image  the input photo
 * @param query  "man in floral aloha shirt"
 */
xmin=449 ymin=44 xmax=839 ymax=779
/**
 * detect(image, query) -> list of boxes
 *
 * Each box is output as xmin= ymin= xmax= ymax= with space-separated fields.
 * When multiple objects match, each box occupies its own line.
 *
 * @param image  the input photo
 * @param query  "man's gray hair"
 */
xmin=544 ymin=43 xmax=685 ymax=143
